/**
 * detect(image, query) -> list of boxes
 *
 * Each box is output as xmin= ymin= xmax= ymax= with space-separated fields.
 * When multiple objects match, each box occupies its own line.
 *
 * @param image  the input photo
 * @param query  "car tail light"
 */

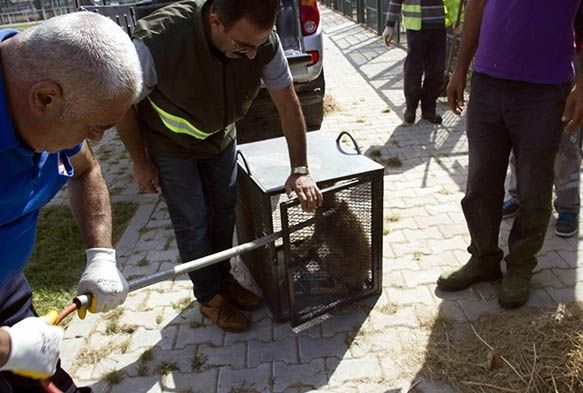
xmin=300 ymin=0 xmax=320 ymax=36
xmin=307 ymin=50 xmax=320 ymax=65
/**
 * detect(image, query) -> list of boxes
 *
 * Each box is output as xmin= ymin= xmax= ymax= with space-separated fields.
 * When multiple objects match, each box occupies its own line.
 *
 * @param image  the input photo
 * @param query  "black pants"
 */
xmin=462 ymin=72 xmax=570 ymax=272
xmin=0 ymin=274 xmax=80 ymax=393
xmin=404 ymin=28 xmax=446 ymax=114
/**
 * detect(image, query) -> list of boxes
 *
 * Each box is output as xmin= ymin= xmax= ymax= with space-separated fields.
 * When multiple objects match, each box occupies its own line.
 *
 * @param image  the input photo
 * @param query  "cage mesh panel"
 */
xmin=285 ymin=181 xmax=374 ymax=323
xmin=235 ymin=171 xmax=289 ymax=321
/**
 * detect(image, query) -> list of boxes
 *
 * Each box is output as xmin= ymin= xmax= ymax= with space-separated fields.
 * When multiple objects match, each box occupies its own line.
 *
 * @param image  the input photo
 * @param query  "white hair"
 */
xmin=6 ymin=12 xmax=142 ymax=117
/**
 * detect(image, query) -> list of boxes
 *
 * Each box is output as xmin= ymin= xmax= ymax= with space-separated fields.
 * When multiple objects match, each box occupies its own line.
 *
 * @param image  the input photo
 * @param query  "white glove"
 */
xmin=76 ymin=248 xmax=129 ymax=319
xmin=382 ymin=26 xmax=394 ymax=46
xmin=0 ymin=316 xmax=63 ymax=379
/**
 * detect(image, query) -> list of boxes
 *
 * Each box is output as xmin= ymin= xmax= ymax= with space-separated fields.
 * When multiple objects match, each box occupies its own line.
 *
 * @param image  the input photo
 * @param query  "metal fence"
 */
xmin=0 ymin=0 xmax=75 ymax=26
xmin=0 ymin=0 xmax=140 ymax=26
xmin=322 ymin=0 xmax=390 ymax=35
xmin=322 ymin=0 xmax=406 ymax=43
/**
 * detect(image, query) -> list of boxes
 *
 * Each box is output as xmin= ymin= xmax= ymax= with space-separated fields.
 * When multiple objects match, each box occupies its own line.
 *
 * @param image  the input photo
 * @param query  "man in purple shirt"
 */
xmin=438 ymin=0 xmax=583 ymax=308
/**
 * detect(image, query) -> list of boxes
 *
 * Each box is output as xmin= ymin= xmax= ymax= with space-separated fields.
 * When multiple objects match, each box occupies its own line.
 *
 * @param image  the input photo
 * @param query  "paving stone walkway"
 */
xmin=52 ymin=6 xmax=582 ymax=393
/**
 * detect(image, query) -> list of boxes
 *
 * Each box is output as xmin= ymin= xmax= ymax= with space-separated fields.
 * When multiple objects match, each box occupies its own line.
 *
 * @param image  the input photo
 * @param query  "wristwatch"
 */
xmin=291 ymin=166 xmax=310 ymax=175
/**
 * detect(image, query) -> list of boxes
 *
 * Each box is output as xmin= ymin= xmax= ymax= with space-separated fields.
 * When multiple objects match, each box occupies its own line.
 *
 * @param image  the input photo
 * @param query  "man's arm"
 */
xmin=385 ymin=0 xmax=405 ymax=28
xmin=0 ymin=330 xmax=9 ymax=368
xmin=563 ymin=4 xmax=583 ymax=132
xmin=269 ymin=85 xmax=322 ymax=212
xmin=382 ymin=0 xmax=404 ymax=46
xmin=68 ymin=144 xmax=128 ymax=318
xmin=447 ymin=0 xmax=486 ymax=114
xmin=116 ymin=38 xmax=160 ymax=193
xmin=68 ymin=142 xmax=112 ymax=247
xmin=117 ymin=107 xmax=159 ymax=193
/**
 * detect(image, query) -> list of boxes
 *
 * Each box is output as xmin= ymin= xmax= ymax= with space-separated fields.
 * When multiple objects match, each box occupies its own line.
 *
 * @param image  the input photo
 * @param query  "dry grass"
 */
xmin=323 ymin=94 xmax=340 ymax=114
xmin=416 ymin=303 xmax=583 ymax=393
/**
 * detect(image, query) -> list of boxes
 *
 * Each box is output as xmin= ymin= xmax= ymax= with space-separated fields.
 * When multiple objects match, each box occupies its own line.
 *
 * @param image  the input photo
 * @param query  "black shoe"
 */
xmin=555 ymin=212 xmax=579 ymax=237
xmin=437 ymin=258 xmax=502 ymax=292
xmin=498 ymin=269 xmax=532 ymax=309
xmin=502 ymin=198 xmax=520 ymax=219
xmin=402 ymin=110 xmax=415 ymax=126
xmin=421 ymin=112 xmax=442 ymax=124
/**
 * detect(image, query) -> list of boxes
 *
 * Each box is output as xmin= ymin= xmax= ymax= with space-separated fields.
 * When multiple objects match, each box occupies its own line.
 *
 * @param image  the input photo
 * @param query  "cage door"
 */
xmin=281 ymin=179 xmax=376 ymax=331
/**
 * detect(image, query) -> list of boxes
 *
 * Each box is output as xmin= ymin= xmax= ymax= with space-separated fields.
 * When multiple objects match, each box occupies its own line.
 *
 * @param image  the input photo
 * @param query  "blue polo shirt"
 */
xmin=0 ymin=29 xmax=82 ymax=289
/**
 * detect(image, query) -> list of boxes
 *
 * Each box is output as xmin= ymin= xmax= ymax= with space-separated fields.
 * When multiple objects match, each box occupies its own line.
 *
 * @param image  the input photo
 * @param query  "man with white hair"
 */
xmin=0 ymin=12 xmax=142 ymax=393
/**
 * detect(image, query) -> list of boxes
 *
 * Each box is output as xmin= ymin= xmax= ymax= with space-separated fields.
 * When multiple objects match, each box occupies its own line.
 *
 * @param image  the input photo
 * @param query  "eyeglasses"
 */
xmin=224 ymin=28 xmax=263 ymax=55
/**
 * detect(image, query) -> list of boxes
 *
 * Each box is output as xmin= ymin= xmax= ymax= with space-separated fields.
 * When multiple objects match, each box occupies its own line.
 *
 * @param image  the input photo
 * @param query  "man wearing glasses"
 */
xmin=117 ymin=0 xmax=322 ymax=332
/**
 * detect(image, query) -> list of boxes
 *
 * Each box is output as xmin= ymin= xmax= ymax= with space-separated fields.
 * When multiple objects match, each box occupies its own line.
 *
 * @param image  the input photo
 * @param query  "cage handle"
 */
xmin=236 ymin=150 xmax=252 ymax=175
xmin=336 ymin=131 xmax=362 ymax=155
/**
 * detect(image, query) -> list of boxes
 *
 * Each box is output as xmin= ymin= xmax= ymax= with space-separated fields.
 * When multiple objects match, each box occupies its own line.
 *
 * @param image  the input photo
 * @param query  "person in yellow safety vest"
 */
xmin=117 ymin=0 xmax=323 ymax=333
xmin=382 ymin=0 xmax=461 ymax=126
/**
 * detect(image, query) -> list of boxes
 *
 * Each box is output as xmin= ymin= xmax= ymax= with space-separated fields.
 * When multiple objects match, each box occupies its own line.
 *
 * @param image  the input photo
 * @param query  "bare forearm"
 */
xmin=275 ymin=87 xmax=308 ymax=167
xmin=0 ymin=330 xmax=9 ymax=367
xmin=117 ymin=106 xmax=149 ymax=164
xmin=454 ymin=0 xmax=486 ymax=75
xmin=68 ymin=156 xmax=112 ymax=249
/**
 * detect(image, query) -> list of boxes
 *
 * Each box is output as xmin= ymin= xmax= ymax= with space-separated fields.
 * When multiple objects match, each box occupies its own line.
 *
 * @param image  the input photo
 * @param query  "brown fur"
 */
xmin=307 ymin=196 xmax=371 ymax=295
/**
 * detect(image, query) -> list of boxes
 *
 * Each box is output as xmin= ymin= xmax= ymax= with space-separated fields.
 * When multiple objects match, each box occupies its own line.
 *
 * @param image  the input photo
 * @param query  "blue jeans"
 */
xmin=0 ymin=274 xmax=80 ymax=393
xmin=151 ymin=141 xmax=238 ymax=304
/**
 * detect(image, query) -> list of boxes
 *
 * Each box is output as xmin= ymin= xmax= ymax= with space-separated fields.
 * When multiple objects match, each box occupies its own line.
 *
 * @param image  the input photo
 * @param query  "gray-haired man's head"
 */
xmin=2 ymin=12 xmax=143 ymax=151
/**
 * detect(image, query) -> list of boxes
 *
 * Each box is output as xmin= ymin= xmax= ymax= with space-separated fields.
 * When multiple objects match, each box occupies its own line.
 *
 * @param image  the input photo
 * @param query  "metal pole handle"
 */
xmin=74 ymin=230 xmax=282 ymax=307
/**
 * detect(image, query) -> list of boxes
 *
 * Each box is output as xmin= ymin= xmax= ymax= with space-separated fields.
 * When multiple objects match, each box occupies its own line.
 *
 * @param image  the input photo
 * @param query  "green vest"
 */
xmin=400 ymin=0 xmax=461 ymax=30
xmin=401 ymin=0 xmax=422 ymax=31
xmin=133 ymin=0 xmax=279 ymax=158
xmin=443 ymin=0 xmax=462 ymax=28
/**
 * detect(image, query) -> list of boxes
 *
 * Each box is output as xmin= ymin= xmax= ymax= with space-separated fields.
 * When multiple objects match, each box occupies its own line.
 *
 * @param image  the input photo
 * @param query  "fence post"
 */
xmin=356 ymin=0 xmax=364 ymax=23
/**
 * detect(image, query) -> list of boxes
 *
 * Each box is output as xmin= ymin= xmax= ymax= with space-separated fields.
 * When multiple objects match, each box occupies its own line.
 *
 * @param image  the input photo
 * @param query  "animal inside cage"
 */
xmin=235 ymin=131 xmax=384 ymax=329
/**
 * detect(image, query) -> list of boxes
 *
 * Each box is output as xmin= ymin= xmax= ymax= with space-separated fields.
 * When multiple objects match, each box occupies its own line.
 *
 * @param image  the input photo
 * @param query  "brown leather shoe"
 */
xmin=222 ymin=279 xmax=263 ymax=311
xmin=200 ymin=294 xmax=250 ymax=332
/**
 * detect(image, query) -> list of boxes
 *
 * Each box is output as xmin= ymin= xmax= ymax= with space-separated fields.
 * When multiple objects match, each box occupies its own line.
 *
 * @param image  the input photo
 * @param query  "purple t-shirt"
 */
xmin=474 ymin=0 xmax=580 ymax=84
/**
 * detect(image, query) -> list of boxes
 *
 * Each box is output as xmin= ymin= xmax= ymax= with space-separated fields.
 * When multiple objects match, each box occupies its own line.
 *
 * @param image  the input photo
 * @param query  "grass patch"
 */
xmin=386 ymin=213 xmax=401 ymax=223
xmin=323 ymin=94 xmax=339 ymax=114
xmin=380 ymin=302 xmax=398 ymax=315
xmin=384 ymin=156 xmax=402 ymax=168
xmin=191 ymin=353 xmax=208 ymax=372
xmin=137 ymin=348 xmax=154 ymax=376
xmin=76 ymin=346 xmax=113 ymax=366
xmin=103 ymin=369 xmax=125 ymax=385
xmin=189 ymin=320 xmax=204 ymax=329
xmin=229 ymin=383 xmax=260 ymax=393
xmin=172 ymin=296 xmax=193 ymax=311
xmin=25 ymin=202 xmax=136 ymax=323
xmin=0 ymin=21 xmax=39 ymax=31
xmin=156 ymin=361 xmax=179 ymax=376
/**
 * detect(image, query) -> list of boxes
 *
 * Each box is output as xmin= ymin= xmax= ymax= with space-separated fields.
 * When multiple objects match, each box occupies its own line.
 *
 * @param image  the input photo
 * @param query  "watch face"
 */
xmin=292 ymin=166 xmax=309 ymax=175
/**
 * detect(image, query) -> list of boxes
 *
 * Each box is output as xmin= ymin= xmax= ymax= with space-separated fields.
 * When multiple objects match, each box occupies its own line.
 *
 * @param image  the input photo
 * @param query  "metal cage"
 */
xmin=235 ymin=131 xmax=383 ymax=328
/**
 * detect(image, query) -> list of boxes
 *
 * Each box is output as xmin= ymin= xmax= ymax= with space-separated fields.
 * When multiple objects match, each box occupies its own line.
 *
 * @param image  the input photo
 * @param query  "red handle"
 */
xmin=41 ymin=302 xmax=81 ymax=393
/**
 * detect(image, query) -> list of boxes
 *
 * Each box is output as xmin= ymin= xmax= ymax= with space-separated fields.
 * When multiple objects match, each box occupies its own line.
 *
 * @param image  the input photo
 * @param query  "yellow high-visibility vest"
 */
xmin=401 ymin=0 xmax=422 ymax=31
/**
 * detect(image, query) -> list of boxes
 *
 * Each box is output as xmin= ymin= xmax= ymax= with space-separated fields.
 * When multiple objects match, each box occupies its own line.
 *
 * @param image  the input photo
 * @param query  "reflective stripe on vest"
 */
xmin=402 ymin=1 xmax=422 ymax=31
xmin=148 ymin=97 xmax=212 ymax=140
